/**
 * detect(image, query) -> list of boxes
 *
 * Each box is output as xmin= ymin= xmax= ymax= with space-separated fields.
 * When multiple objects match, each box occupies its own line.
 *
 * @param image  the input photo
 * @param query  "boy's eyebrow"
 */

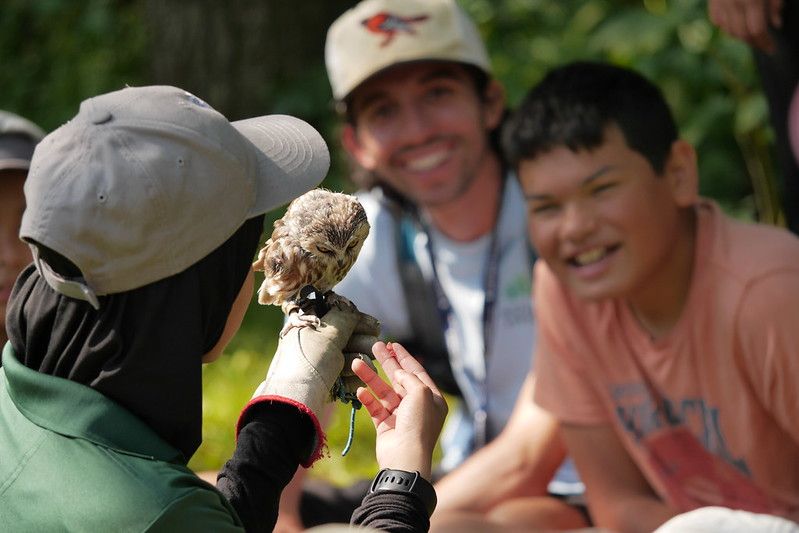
xmin=524 ymin=165 xmax=615 ymax=200
xmin=582 ymin=165 xmax=614 ymax=185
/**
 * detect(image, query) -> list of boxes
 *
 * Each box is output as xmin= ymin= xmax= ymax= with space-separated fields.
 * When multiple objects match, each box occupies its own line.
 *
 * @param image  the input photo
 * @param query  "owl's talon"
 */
xmin=280 ymin=310 xmax=322 ymax=337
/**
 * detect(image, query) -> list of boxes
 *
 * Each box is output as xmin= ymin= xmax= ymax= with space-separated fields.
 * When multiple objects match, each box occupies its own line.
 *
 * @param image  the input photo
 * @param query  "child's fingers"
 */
xmin=352 ymin=358 xmax=401 ymax=412
xmin=391 ymin=368 xmax=424 ymax=391
xmin=356 ymin=386 xmax=389 ymax=427
xmin=387 ymin=342 xmax=424 ymax=372
xmin=351 ymin=356 xmax=378 ymax=381
xmin=387 ymin=342 xmax=442 ymax=395
xmin=371 ymin=341 xmax=401 ymax=376
xmin=393 ymin=369 xmax=449 ymax=414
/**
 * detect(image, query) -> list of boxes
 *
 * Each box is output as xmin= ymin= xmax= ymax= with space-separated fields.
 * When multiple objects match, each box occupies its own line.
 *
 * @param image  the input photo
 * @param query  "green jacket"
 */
xmin=0 ymin=343 xmax=244 ymax=532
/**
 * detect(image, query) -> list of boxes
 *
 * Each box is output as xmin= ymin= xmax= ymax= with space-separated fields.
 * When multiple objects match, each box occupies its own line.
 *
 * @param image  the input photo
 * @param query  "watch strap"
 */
xmin=369 ymin=468 xmax=437 ymax=516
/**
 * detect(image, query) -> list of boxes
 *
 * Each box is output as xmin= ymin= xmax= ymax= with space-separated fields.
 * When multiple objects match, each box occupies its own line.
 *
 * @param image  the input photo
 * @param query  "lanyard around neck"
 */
xmin=414 ymin=178 xmax=507 ymax=446
xmin=420 ymin=215 xmax=502 ymax=362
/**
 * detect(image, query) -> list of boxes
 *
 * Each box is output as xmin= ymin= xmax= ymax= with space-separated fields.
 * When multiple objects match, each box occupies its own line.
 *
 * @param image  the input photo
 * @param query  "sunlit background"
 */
xmin=1 ymin=0 xmax=781 ymax=484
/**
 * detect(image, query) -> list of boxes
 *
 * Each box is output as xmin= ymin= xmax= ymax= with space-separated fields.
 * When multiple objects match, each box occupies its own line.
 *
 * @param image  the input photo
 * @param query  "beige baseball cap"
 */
xmin=325 ymin=0 xmax=491 ymax=101
xmin=21 ymin=85 xmax=329 ymax=309
xmin=0 ymin=110 xmax=45 ymax=172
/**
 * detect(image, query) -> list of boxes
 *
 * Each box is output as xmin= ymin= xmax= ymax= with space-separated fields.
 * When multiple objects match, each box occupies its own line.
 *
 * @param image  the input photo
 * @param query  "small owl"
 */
xmin=253 ymin=188 xmax=369 ymax=328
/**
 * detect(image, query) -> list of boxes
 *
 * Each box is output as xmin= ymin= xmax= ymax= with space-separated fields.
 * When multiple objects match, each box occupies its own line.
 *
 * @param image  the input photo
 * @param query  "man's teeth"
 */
xmin=405 ymin=151 xmax=447 ymax=171
xmin=575 ymin=248 xmax=607 ymax=266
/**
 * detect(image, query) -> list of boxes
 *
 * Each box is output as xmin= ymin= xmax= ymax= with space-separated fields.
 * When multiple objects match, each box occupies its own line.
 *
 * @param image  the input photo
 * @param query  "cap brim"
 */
xmin=232 ymin=115 xmax=330 ymax=216
xmin=0 ymin=135 xmax=38 ymax=172
xmin=0 ymin=159 xmax=31 ymax=172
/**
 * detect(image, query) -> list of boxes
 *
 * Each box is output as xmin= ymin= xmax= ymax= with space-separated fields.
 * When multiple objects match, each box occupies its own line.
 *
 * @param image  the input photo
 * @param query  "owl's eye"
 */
xmin=347 ymin=242 xmax=358 ymax=251
xmin=317 ymin=245 xmax=335 ymax=256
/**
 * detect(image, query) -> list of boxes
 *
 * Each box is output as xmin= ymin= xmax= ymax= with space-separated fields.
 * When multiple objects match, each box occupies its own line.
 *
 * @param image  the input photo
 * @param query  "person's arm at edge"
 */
xmin=217 ymin=403 xmax=314 ymax=533
xmin=707 ymin=0 xmax=783 ymax=53
xmin=433 ymin=372 xmax=566 ymax=513
xmin=274 ymin=403 xmax=335 ymax=533
xmin=736 ymin=268 xmax=799 ymax=524
xmin=561 ymin=422 xmax=677 ymax=532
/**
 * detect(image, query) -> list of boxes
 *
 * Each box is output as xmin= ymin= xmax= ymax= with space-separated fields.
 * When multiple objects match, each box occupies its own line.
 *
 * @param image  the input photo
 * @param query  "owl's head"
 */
xmin=286 ymin=189 xmax=370 ymax=284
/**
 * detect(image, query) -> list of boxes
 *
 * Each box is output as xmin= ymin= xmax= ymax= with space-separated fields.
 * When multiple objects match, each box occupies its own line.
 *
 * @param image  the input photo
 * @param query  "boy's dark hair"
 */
xmin=503 ymin=61 xmax=678 ymax=174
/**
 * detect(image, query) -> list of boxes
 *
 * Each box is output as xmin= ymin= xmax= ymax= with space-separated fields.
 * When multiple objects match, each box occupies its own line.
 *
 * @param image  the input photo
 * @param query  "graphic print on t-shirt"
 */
xmin=612 ymin=382 xmax=773 ymax=513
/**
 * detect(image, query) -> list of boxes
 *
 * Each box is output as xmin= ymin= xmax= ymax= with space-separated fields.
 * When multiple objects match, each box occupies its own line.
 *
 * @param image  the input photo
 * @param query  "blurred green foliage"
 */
xmin=0 ymin=0 xmax=147 ymax=131
xmin=1 ymin=0 xmax=781 ymax=482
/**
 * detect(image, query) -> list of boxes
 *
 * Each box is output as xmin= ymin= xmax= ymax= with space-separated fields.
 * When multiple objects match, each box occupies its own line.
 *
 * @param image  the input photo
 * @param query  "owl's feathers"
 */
xmin=253 ymin=189 xmax=369 ymax=309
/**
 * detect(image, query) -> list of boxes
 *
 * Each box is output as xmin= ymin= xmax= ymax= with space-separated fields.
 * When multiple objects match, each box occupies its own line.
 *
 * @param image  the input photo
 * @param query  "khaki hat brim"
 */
xmin=232 ymin=115 xmax=330 ymax=217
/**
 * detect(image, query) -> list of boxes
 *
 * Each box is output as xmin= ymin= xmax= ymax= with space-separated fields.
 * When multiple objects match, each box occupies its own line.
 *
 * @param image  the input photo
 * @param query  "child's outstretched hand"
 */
xmin=351 ymin=341 xmax=448 ymax=481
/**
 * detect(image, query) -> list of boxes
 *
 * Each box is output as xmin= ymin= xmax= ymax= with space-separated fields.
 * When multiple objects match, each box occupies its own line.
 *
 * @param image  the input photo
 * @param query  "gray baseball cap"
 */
xmin=0 ymin=110 xmax=45 ymax=171
xmin=21 ymin=85 xmax=330 ymax=309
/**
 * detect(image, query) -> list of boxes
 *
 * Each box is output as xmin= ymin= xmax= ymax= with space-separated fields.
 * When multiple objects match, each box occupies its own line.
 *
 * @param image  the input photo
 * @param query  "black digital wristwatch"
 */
xmin=369 ymin=468 xmax=437 ymax=516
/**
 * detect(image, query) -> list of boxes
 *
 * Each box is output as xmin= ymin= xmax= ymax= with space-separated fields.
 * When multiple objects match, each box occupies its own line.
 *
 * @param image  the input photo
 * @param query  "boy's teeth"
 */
xmin=406 ymin=151 xmax=447 ymax=171
xmin=575 ymin=248 xmax=606 ymax=266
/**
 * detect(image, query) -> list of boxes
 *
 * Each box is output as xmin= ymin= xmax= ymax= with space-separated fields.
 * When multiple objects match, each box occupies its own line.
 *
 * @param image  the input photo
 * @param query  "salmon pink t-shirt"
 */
xmin=534 ymin=201 xmax=799 ymax=516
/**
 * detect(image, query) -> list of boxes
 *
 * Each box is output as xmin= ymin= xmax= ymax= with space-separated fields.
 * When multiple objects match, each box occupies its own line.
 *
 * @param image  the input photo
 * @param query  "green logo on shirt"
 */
xmin=504 ymin=274 xmax=532 ymax=299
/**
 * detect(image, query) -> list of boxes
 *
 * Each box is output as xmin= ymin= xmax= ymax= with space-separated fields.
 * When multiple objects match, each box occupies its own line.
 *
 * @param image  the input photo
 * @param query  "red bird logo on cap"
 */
xmin=361 ymin=12 xmax=430 ymax=47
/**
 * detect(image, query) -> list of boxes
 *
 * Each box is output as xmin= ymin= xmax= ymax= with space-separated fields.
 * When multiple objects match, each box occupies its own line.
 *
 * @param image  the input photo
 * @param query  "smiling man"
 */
xmin=275 ymin=0 xmax=586 ymax=531
xmin=502 ymin=61 xmax=799 ymax=532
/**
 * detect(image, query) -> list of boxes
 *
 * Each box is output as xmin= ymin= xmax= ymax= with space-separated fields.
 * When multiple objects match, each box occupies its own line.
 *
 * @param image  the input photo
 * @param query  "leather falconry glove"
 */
xmin=241 ymin=304 xmax=380 ymax=465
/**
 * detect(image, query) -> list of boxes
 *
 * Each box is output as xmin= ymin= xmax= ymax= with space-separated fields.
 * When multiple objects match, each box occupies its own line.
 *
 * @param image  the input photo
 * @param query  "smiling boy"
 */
xmin=503 ymin=61 xmax=799 ymax=531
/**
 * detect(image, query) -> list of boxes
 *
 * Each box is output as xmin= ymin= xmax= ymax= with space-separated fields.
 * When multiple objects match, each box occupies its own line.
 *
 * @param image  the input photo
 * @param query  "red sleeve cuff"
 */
xmin=236 ymin=395 xmax=327 ymax=467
